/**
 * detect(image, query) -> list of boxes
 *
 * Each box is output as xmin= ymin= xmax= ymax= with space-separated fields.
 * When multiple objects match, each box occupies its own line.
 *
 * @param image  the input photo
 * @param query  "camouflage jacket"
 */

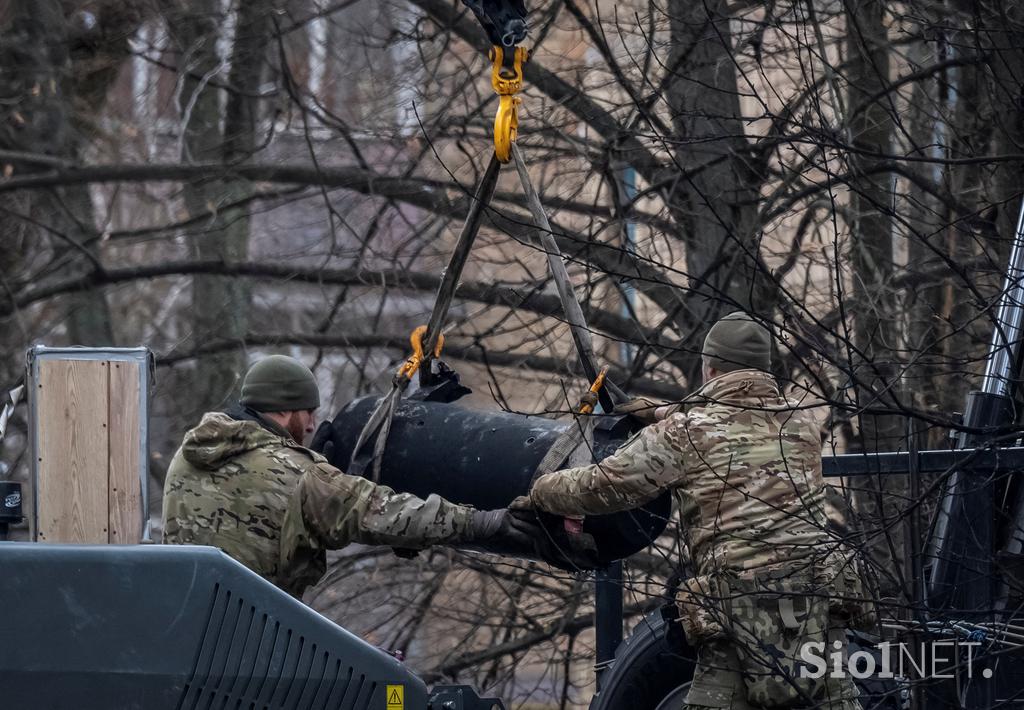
xmin=163 ymin=409 xmax=474 ymax=596
xmin=529 ymin=369 xmax=832 ymax=576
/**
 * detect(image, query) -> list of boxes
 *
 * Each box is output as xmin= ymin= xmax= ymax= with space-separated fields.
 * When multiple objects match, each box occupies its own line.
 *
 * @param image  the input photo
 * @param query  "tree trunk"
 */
xmin=663 ymin=0 xmax=763 ymax=381
xmin=844 ymin=0 xmax=905 ymax=599
xmin=905 ymin=26 xmax=946 ymax=424
xmin=1 ymin=0 xmax=114 ymax=347
xmin=173 ymin=0 xmax=268 ymax=416
xmin=980 ymin=3 xmax=1024 ymax=259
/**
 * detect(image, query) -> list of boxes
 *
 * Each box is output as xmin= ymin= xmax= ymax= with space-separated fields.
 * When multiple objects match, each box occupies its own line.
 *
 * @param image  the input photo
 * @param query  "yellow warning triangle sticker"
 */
xmin=386 ymin=684 xmax=404 ymax=709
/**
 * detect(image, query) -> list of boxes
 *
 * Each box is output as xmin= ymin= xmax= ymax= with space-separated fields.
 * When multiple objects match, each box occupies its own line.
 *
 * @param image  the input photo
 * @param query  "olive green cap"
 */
xmin=702 ymin=311 xmax=772 ymax=373
xmin=240 ymin=355 xmax=320 ymax=412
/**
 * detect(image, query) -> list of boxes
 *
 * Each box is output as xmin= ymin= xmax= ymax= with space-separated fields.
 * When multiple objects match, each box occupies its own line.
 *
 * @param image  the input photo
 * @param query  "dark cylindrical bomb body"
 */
xmin=318 ymin=397 xmax=671 ymax=566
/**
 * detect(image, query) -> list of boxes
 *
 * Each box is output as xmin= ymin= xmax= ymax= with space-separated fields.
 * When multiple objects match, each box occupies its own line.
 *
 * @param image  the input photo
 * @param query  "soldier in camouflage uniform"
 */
xmin=164 ymin=355 xmax=540 ymax=597
xmin=517 ymin=313 xmax=872 ymax=709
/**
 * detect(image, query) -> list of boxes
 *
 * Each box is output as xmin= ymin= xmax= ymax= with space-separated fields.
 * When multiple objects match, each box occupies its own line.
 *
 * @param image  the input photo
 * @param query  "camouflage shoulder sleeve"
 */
xmin=284 ymin=462 xmax=475 ymax=554
xmin=529 ymin=418 xmax=683 ymax=516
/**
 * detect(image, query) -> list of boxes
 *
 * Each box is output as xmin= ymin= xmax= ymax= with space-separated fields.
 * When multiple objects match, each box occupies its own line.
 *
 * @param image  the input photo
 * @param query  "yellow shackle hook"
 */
xmin=489 ymin=45 xmax=528 ymax=163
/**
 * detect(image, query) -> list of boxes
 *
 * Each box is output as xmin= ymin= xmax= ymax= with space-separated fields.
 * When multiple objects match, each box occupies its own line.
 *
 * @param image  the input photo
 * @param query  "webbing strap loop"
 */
xmin=419 ymin=153 xmax=502 ymax=375
xmin=510 ymin=143 xmax=625 ymax=411
xmin=348 ymin=55 xmax=637 ymax=486
xmin=350 ymin=156 xmax=502 ymax=478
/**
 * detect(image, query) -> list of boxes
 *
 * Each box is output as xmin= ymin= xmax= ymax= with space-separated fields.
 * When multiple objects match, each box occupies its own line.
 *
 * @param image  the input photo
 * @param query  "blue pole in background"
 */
xmin=595 ymin=166 xmax=638 ymax=684
xmin=619 ymin=166 xmax=637 ymax=366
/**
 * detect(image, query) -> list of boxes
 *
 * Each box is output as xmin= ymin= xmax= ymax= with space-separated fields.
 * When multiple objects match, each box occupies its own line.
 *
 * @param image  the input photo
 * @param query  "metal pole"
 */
xmin=981 ymin=201 xmax=1024 ymax=397
xmin=907 ymin=416 xmax=924 ymax=621
xmin=926 ymin=199 xmax=1024 ymax=708
xmin=927 ymin=198 xmax=1024 ymax=609
xmin=906 ymin=416 xmax=925 ymax=710
xmin=617 ymin=166 xmax=637 ymax=366
xmin=595 ymin=561 xmax=623 ymax=686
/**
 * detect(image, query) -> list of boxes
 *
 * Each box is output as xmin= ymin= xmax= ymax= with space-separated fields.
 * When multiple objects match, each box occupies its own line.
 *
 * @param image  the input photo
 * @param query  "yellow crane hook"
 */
xmin=489 ymin=45 xmax=528 ymax=163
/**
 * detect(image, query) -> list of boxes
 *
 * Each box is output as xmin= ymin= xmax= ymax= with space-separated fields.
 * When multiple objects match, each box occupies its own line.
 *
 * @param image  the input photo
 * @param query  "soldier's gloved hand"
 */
xmin=467 ymin=508 xmax=542 ymax=551
xmin=319 ymin=440 xmax=337 ymax=465
xmin=508 ymin=495 xmax=532 ymax=511
xmin=615 ymin=396 xmax=662 ymax=424
xmin=660 ymin=601 xmax=687 ymax=649
xmin=311 ymin=422 xmax=334 ymax=456
xmin=509 ymin=505 xmax=602 ymax=571
xmin=543 ymin=528 xmax=601 ymax=570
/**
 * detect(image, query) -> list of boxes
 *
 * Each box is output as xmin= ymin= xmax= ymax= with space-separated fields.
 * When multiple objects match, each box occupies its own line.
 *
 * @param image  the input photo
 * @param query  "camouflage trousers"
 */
xmin=682 ymin=634 xmax=862 ymax=709
xmin=679 ymin=566 xmax=863 ymax=709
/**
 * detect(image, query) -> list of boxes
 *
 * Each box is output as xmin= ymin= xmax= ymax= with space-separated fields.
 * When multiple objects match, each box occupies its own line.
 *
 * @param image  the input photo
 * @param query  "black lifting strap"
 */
xmin=510 ymin=143 xmax=626 ymax=412
xmin=420 ymin=153 xmax=503 ymax=373
xmin=350 ymin=153 xmax=503 ymax=480
xmin=351 ymin=145 xmax=628 ymax=480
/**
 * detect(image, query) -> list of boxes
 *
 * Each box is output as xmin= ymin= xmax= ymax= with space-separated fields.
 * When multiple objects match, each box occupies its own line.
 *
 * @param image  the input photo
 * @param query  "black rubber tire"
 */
xmin=589 ymin=615 xmax=906 ymax=710
xmin=588 ymin=611 xmax=696 ymax=710
xmin=846 ymin=632 xmax=907 ymax=710
xmin=653 ymin=684 xmax=689 ymax=710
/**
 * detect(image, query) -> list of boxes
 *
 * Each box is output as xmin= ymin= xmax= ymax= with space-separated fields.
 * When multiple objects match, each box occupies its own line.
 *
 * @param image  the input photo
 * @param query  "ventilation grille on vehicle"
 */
xmin=177 ymin=584 xmax=377 ymax=710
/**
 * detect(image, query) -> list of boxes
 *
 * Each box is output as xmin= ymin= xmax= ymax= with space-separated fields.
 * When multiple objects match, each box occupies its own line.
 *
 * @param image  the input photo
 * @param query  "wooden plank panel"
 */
xmin=108 ymin=360 xmax=142 ymax=544
xmin=36 ymin=359 xmax=109 ymax=543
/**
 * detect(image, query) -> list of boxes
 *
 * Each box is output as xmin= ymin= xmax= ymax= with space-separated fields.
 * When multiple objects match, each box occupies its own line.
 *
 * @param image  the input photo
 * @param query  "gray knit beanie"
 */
xmin=240 ymin=355 xmax=320 ymax=412
xmin=702 ymin=312 xmax=772 ymax=373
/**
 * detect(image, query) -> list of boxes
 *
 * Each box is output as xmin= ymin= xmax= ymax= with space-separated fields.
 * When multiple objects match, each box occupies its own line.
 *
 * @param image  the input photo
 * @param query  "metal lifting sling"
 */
xmin=350 ymin=41 xmax=625 ymax=480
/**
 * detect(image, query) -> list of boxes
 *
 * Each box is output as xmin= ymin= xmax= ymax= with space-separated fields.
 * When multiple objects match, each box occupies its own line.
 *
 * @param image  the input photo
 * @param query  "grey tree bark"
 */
xmin=0 ymin=0 xmax=115 ymax=347
xmin=663 ymin=0 xmax=764 ymax=381
xmin=172 ymin=0 xmax=269 ymax=416
xmin=844 ymin=0 xmax=907 ymax=599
